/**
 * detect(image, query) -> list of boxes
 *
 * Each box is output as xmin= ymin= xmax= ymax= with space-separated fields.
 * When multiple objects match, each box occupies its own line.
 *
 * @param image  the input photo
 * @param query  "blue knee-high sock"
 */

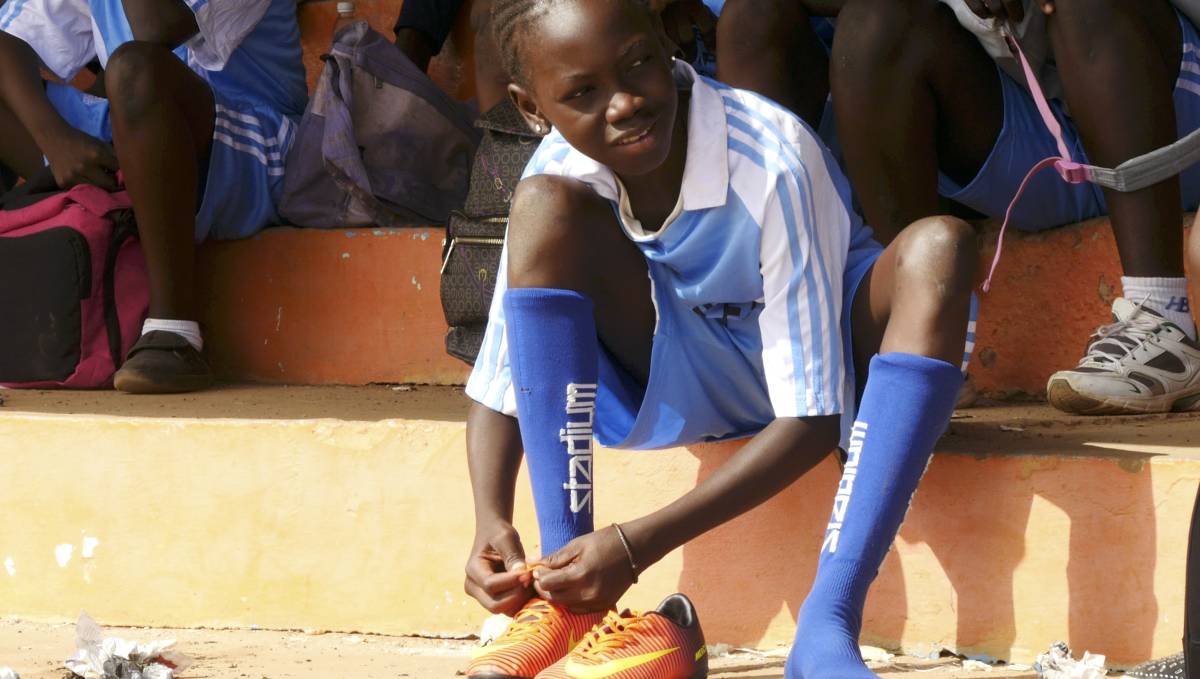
xmin=786 ymin=353 xmax=962 ymax=679
xmin=504 ymin=288 xmax=598 ymax=556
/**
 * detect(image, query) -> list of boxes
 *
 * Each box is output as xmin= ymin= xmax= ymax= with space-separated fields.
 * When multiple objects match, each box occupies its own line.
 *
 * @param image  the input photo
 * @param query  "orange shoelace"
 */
xmin=498 ymin=600 xmax=556 ymax=642
xmin=572 ymin=610 xmax=649 ymax=659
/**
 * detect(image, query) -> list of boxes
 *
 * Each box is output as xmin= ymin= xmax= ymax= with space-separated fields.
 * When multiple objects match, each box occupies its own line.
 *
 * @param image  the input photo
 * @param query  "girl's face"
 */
xmin=510 ymin=0 xmax=680 ymax=178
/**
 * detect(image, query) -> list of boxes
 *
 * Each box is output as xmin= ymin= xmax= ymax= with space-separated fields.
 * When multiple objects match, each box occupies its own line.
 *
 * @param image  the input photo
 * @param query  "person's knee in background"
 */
xmin=716 ymin=0 xmax=827 ymax=127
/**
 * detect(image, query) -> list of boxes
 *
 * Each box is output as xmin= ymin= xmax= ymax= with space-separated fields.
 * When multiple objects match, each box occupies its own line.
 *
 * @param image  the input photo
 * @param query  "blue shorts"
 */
xmin=938 ymin=10 xmax=1200 ymax=232
xmin=46 ymin=81 xmax=292 ymax=243
xmin=590 ymin=227 xmax=885 ymax=451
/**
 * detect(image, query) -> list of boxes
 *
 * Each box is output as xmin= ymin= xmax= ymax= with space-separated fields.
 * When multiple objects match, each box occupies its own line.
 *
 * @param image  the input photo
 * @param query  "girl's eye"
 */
xmin=631 ymin=54 xmax=653 ymax=68
xmin=566 ymin=86 xmax=593 ymax=100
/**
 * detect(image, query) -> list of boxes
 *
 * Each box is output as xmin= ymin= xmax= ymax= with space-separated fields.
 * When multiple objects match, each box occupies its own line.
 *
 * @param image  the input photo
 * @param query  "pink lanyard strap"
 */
xmin=981 ymin=29 xmax=1093 ymax=292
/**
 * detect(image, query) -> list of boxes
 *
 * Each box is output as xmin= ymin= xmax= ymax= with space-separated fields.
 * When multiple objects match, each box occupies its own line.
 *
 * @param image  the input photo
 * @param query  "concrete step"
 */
xmin=1 ymin=384 xmax=1197 ymax=666
xmin=197 ymin=217 xmax=1199 ymax=396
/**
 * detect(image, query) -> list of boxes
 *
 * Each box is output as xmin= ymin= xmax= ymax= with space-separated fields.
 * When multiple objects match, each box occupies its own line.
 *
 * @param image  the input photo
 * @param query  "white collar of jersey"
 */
xmin=609 ymin=61 xmax=730 ymax=240
xmin=673 ymin=59 xmax=730 ymax=212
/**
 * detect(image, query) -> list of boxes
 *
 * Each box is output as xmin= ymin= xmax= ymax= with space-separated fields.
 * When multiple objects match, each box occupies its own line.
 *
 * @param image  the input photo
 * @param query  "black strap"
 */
xmin=0 ymin=167 xmax=62 ymax=210
xmin=103 ymin=211 xmax=137 ymax=369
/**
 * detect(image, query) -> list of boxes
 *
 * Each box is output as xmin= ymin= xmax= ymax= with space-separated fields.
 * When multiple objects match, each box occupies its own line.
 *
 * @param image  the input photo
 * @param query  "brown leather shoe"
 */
xmin=113 ymin=330 xmax=214 ymax=394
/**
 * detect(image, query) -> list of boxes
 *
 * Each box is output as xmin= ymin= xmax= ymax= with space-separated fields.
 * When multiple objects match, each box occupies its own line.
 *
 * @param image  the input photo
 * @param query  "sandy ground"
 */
xmin=0 ymin=618 xmax=1043 ymax=679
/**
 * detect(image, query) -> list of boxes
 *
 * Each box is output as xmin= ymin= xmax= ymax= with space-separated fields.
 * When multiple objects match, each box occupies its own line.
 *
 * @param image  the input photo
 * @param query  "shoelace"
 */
xmin=572 ymin=610 xmax=649 ymax=659
xmin=982 ymin=27 xmax=1092 ymax=293
xmin=1078 ymin=298 xmax=1163 ymax=368
xmin=497 ymin=600 xmax=556 ymax=643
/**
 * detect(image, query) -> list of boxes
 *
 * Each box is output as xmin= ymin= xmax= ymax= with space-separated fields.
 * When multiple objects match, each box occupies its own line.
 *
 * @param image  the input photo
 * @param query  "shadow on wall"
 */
xmin=676 ymin=444 xmax=1158 ymax=666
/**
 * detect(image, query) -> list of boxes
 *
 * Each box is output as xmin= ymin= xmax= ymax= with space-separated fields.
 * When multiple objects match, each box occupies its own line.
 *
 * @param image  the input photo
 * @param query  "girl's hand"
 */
xmin=964 ymin=0 xmax=1025 ymax=23
xmin=464 ymin=520 xmax=534 ymax=615
xmin=532 ymin=526 xmax=636 ymax=613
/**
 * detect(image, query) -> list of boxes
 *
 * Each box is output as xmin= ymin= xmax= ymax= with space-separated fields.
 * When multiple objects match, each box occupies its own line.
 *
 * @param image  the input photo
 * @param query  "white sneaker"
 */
xmin=1047 ymin=297 xmax=1200 ymax=415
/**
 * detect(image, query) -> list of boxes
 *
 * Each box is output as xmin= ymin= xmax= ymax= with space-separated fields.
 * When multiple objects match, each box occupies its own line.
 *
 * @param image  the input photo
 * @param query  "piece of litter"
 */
xmin=1033 ymin=641 xmax=1106 ymax=679
xmin=64 ymin=612 xmax=193 ymax=679
xmin=1000 ymin=425 xmax=1026 ymax=432
xmin=962 ymin=659 xmax=994 ymax=671
xmin=860 ymin=645 xmax=895 ymax=664
xmin=478 ymin=614 xmax=513 ymax=647
xmin=731 ymin=646 xmax=788 ymax=658
xmin=707 ymin=643 xmax=733 ymax=658
xmin=391 ymin=385 xmax=414 ymax=392
xmin=0 ymin=667 xmax=20 ymax=679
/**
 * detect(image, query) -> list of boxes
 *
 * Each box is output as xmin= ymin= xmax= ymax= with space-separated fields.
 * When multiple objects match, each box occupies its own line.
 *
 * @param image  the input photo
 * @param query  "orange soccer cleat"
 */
xmin=535 ymin=593 xmax=708 ymax=679
xmin=467 ymin=598 xmax=607 ymax=678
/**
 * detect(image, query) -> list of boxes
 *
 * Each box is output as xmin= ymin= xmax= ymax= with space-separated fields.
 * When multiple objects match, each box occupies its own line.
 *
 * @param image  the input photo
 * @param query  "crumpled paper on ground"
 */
xmin=0 ymin=667 xmax=20 ymax=679
xmin=1034 ymin=641 xmax=1106 ymax=679
xmin=64 ymin=612 xmax=193 ymax=679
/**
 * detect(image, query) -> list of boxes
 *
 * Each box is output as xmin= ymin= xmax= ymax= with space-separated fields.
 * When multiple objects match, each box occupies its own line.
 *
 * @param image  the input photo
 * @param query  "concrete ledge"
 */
xmin=196 ymin=218 xmax=1197 ymax=396
xmin=2 ymin=386 xmax=1198 ymax=665
xmin=197 ymin=227 xmax=469 ymax=386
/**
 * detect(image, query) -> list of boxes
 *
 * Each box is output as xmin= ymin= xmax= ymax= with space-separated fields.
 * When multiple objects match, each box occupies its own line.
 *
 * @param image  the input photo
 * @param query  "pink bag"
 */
xmin=0 ymin=182 xmax=149 ymax=388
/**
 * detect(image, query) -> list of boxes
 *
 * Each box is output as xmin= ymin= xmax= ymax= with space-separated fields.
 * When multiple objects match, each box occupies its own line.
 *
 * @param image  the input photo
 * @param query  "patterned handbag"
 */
xmin=441 ymin=99 xmax=544 ymax=364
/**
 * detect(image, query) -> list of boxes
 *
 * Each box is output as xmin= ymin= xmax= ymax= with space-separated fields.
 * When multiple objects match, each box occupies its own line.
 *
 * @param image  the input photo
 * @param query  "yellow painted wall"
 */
xmin=0 ymin=409 xmax=1196 ymax=666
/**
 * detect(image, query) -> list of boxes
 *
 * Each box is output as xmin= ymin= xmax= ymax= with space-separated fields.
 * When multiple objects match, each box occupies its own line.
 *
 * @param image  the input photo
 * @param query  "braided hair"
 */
xmin=491 ymin=0 xmax=654 ymax=85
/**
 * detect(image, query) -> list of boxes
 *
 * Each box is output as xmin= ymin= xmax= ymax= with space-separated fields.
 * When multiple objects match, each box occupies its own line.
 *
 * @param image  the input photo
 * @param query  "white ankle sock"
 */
xmin=142 ymin=318 xmax=204 ymax=351
xmin=1121 ymin=276 xmax=1196 ymax=340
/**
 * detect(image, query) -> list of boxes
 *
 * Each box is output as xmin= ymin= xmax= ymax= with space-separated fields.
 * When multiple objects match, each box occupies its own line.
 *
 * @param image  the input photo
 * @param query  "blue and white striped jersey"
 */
xmin=0 ymin=0 xmax=307 ymax=116
xmin=467 ymin=61 xmax=871 ymax=443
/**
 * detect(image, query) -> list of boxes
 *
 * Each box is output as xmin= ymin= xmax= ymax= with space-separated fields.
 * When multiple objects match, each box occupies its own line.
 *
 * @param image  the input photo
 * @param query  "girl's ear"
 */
xmin=508 ymin=82 xmax=550 ymax=134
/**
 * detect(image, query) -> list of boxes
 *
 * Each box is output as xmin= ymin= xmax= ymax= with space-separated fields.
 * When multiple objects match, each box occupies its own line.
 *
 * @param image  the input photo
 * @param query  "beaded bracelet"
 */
xmin=612 ymin=523 xmax=639 ymax=584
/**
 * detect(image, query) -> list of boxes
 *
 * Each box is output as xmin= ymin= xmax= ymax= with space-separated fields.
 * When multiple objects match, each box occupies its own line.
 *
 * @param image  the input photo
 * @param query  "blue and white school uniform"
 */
xmin=937 ymin=0 xmax=1200 ymax=231
xmin=0 ymin=0 xmax=307 ymax=242
xmin=467 ymin=60 xmax=884 ymax=451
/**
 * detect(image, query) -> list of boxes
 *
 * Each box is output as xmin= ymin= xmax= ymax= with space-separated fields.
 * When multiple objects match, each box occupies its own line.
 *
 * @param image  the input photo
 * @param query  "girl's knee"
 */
xmin=505 ymin=177 xmax=631 ymax=290
xmin=896 ymin=216 xmax=978 ymax=296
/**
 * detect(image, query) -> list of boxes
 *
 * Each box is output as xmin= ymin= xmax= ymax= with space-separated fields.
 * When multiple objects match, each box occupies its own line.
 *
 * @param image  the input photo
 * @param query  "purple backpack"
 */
xmin=0 ymin=181 xmax=149 ymax=388
xmin=279 ymin=22 xmax=480 ymax=227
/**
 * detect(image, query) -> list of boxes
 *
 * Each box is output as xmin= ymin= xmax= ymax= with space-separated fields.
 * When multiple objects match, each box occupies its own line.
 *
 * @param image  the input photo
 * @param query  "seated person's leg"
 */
xmin=787 ymin=217 xmax=977 ymax=679
xmin=395 ymin=0 xmax=468 ymax=72
xmin=716 ymin=0 xmax=829 ymax=128
xmin=1045 ymin=0 xmax=1200 ymax=414
xmin=469 ymin=0 xmax=511 ymax=113
xmin=105 ymin=41 xmax=217 ymax=394
xmin=831 ymin=0 xmax=1001 ymax=243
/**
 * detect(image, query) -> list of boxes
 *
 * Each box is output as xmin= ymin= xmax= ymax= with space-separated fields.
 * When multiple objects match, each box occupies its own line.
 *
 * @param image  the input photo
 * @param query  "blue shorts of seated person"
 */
xmin=3 ymin=0 xmax=307 ymax=242
xmin=46 ymin=83 xmax=296 ymax=243
xmin=937 ymin=9 xmax=1200 ymax=232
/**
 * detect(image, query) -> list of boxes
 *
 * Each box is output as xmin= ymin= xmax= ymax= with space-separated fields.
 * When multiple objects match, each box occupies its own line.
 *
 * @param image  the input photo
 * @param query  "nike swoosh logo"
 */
xmin=564 ymin=647 xmax=678 ymax=678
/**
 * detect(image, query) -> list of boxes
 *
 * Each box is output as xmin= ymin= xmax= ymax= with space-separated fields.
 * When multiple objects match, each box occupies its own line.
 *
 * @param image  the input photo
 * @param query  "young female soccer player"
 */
xmin=462 ymin=0 xmax=977 ymax=676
